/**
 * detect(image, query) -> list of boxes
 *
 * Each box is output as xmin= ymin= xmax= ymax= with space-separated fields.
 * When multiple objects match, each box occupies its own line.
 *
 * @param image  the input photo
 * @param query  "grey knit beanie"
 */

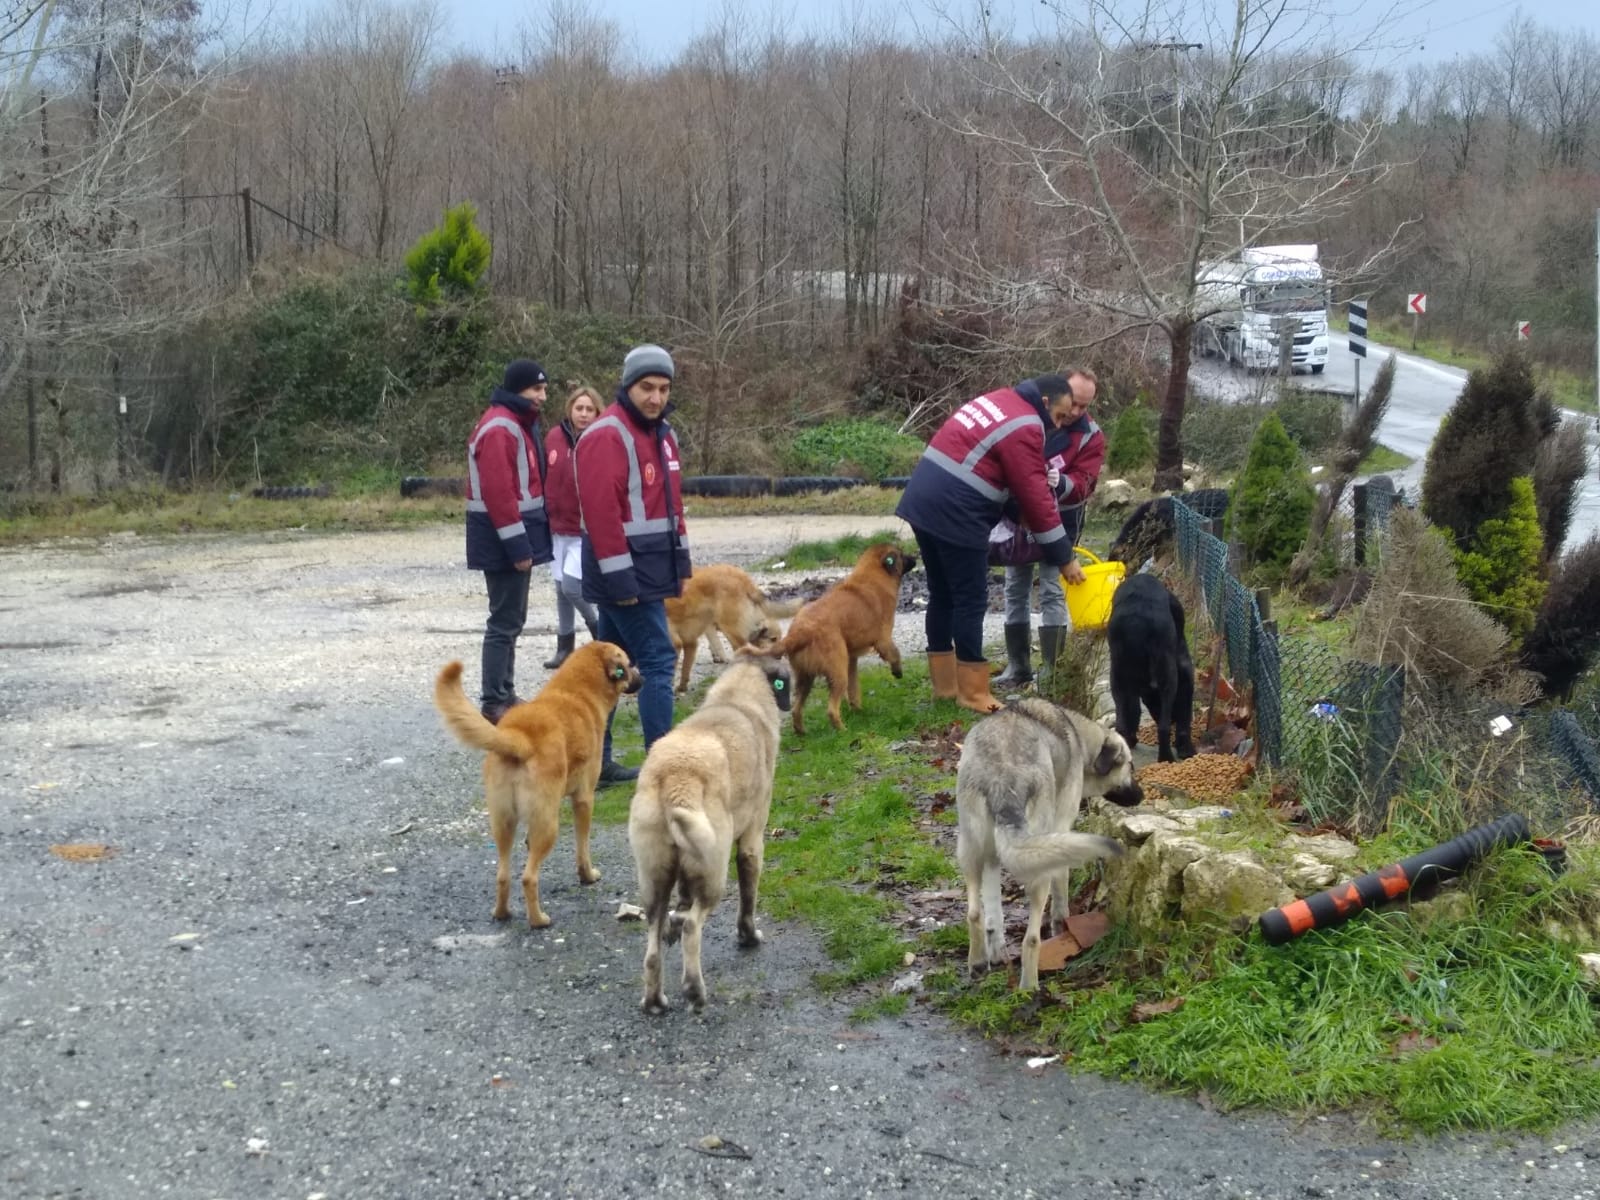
xmin=621 ymin=344 xmax=675 ymax=389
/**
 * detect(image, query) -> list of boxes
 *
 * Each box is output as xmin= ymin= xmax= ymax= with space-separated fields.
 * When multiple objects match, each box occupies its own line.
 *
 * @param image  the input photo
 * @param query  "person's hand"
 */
xmin=514 ymin=559 xmax=533 ymax=572
xmin=615 ymin=597 xmax=639 ymax=607
xmin=1063 ymin=560 xmax=1087 ymax=586
xmin=1046 ymin=466 xmax=1061 ymax=489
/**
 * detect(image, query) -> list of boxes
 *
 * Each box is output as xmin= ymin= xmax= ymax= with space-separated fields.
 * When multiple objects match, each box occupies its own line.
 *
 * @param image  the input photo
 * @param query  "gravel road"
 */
xmin=4 ymin=517 xmax=1599 ymax=1200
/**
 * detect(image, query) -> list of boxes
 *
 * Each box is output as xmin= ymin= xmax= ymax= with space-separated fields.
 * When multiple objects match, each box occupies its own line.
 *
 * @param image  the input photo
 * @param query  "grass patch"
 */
xmin=683 ymin=487 xmax=903 ymax=520
xmin=760 ymin=527 xmax=908 ymax=571
xmin=0 ymin=487 xmax=460 ymax=544
xmin=1356 ymin=443 xmax=1413 ymax=475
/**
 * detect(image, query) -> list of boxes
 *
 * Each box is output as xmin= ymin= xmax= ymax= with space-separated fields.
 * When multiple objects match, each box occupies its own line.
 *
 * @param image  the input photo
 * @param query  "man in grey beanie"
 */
xmin=574 ymin=343 xmax=692 ymax=784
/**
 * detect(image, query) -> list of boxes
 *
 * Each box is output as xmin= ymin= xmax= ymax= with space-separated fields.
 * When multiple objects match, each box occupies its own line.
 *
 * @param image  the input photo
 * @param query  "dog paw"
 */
xmin=526 ymin=912 xmax=553 ymax=929
xmin=683 ymin=982 xmax=707 ymax=1011
xmin=890 ymin=664 xmax=903 ymax=679
xmin=642 ymin=996 xmax=670 ymax=1016
xmin=578 ymin=866 xmax=602 ymax=885
xmin=737 ymin=926 xmax=764 ymax=949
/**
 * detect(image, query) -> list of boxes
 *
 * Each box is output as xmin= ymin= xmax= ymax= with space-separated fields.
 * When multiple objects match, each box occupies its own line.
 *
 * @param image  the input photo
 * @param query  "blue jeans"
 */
xmin=597 ymin=599 xmax=677 ymax=763
xmin=912 ymin=528 xmax=993 ymax=663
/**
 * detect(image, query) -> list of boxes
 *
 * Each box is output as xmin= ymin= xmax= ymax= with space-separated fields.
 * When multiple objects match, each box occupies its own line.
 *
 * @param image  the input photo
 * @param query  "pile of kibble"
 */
xmin=1135 ymin=754 xmax=1253 ymax=803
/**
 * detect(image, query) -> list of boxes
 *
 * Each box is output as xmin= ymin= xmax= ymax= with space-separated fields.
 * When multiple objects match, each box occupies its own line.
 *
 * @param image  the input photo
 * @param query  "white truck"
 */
xmin=1193 ymin=244 xmax=1330 ymax=374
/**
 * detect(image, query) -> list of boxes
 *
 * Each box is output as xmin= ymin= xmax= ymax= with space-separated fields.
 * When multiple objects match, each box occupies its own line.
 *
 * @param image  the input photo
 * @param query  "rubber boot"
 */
xmin=927 ymin=650 xmax=958 ymax=701
xmin=598 ymin=759 xmax=640 ymax=786
xmin=543 ymin=632 xmax=576 ymax=670
xmin=956 ymin=660 xmax=1003 ymax=714
xmin=1037 ymin=625 xmax=1067 ymax=690
xmin=991 ymin=623 xmax=1033 ymax=689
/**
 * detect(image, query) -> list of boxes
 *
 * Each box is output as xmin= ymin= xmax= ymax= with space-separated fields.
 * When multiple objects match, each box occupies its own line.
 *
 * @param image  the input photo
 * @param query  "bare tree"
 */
xmin=925 ymin=0 xmax=1412 ymax=488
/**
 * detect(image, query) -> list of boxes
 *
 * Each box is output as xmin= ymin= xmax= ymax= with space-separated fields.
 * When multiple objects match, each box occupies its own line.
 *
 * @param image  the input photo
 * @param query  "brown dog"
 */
xmin=434 ymin=642 xmax=641 ymax=927
xmin=664 ymin=563 xmax=797 ymax=694
xmin=773 ymin=542 xmax=916 ymax=734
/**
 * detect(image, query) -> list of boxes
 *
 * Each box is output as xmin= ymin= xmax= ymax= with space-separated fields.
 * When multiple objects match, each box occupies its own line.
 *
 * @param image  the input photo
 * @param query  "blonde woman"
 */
xmin=541 ymin=385 xmax=602 ymax=668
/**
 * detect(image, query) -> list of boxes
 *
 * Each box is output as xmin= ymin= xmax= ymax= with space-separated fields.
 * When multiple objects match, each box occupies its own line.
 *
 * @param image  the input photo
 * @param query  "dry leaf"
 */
xmin=1129 ymin=996 xmax=1187 ymax=1023
xmin=50 ymin=843 xmax=117 ymax=863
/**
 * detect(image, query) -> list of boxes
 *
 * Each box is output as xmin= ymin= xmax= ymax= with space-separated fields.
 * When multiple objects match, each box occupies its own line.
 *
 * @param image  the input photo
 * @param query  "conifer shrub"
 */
xmin=1104 ymin=405 xmax=1154 ymax=474
xmin=1453 ymin=476 xmax=1547 ymax=642
xmin=404 ymin=202 xmax=491 ymax=306
xmin=1521 ymin=535 xmax=1600 ymax=700
xmin=1228 ymin=411 xmax=1314 ymax=576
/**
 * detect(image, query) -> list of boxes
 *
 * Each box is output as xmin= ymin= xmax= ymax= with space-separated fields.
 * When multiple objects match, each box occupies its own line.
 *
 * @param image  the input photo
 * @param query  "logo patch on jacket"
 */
xmin=1049 ymin=454 xmax=1067 ymax=470
xmin=548 ymin=449 xmax=558 ymax=465
xmin=644 ymin=462 xmax=657 ymax=486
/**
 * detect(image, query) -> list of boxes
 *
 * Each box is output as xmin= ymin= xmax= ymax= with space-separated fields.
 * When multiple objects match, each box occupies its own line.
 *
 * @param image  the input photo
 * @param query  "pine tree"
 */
xmin=404 ymin=203 xmax=492 ymax=307
xmin=1104 ymin=405 xmax=1154 ymax=474
xmin=1453 ymin=476 xmax=1547 ymax=642
xmin=1229 ymin=412 xmax=1314 ymax=576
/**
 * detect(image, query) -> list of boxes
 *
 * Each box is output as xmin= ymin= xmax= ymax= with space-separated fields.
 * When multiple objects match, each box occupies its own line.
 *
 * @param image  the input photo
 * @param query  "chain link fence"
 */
xmin=1168 ymin=496 xmax=1600 ymax=834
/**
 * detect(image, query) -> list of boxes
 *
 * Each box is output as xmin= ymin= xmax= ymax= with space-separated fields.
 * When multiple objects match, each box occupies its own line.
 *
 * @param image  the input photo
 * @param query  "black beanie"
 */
xmin=503 ymin=359 xmax=548 ymax=394
xmin=1031 ymin=373 xmax=1072 ymax=404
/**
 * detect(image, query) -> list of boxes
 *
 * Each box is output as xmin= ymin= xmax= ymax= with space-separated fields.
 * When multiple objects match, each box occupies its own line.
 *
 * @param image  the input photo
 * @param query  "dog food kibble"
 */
xmin=1136 ymin=718 xmax=1210 ymax=746
xmin=1136 ymin=755 xmax=1252 ymax=803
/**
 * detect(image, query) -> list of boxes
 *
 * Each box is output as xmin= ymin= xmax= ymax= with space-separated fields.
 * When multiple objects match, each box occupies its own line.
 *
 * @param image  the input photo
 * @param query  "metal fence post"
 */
xmin=1352 ymin=483 xmax=1368 ymax=568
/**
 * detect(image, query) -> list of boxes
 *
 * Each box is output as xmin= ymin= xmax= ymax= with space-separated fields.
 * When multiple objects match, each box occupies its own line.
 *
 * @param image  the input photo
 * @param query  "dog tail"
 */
xmin=432 ymin=661 xmax=536 ymax=762
xmin=994 ymin=829 xmax=1123 ymax=886
xmin=661 ymin=772 xmax=721 ymax=879
xmin=760 ymin=593 xmax=803 ymax=620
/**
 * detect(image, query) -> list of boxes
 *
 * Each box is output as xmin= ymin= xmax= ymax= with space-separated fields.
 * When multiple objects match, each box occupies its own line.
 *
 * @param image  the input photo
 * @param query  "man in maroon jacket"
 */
xmin=575 ymin=344 xmax=691 ymax=785
xmin=895 ymin=374 xmax=1078 ymax=713
xmin=466 ymin=358 xmax=552 ymax=724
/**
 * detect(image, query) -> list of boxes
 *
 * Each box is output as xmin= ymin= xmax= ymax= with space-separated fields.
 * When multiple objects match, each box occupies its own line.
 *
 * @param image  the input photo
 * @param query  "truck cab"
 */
xmin=1196 ymin=245 xmax=1330 ymax=374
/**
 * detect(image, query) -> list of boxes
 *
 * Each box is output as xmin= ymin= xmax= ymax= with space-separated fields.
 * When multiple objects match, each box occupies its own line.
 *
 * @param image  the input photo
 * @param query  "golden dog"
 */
xmin=629 ymin=650 xmax=792 ymax=1013
xmin=664 ymin=563 xmax=797 ymax=694
xmin=773 ymin=542 xmax=915 ymax=734
xmin=434 ymin=642 xmax=641 ymax=928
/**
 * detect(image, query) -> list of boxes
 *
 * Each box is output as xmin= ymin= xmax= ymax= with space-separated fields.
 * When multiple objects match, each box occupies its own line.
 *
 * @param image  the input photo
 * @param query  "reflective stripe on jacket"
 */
xmin=464 ymin=393 xmax=552 ymax=572
xmin=575 ymin=401 xmax=691 ymax=604
xmin=895 ymin=385 xmax=1073 ymax=565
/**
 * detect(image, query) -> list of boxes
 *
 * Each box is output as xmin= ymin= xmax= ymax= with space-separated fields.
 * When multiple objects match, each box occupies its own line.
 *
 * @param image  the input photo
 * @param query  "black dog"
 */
xmin=1107 ymin=573 xmax=1196 ymax=763
xmin=1108 ymin=488 xmax=1230 ymax=565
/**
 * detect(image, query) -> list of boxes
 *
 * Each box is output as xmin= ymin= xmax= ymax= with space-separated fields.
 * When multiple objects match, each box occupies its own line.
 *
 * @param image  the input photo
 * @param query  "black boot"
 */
xmin=1038 ymin=625 xmax=1067 ymax=689
xmin=543 ymin=632 xmax=576 ymax=670
xmin=991 ymin=623 xmax=1033 ymax=689
xmin=599 ymin=759 xmax=640 ymax=786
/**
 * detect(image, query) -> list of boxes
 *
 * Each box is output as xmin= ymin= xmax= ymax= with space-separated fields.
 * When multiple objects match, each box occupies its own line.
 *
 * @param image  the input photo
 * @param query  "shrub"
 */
xmin=1520 ymin=535 xmax=1600 ymax=700
xmin=1421 ymin=348 xmax=1547 ymax=550
xmin=1275 ymin=388 xmax=1345 ymax=455
xmin=783 ymin=419 xmax=924 ymax=481
xmin=1533 ymin=419 xmax=1587 ymax=561
xmin=1453 ymin=477 xmax=1547 ymax=642
xmin=1104 ymin=405 xmax=1154 ymax=474
xmin=1180 ymin=401 xmax=1267 ymax=473
xmin=1228 ymin=412 xmax=1314 ymax=576
xmin=1352 ymin=508 xmax=1511 ymax=694
xmin=404 ymin=202 xmax=491 ymax=306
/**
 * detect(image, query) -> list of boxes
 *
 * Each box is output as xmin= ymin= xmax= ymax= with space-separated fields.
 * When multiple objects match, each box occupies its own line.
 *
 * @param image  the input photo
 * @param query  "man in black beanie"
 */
xmin=465 ymin=358 xmax=552 ymax=723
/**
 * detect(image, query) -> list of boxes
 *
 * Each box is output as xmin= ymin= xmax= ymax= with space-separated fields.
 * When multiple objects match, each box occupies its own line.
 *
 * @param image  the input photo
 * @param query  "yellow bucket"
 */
xmin=1062 ymin=547 xmax=1126 ymax=631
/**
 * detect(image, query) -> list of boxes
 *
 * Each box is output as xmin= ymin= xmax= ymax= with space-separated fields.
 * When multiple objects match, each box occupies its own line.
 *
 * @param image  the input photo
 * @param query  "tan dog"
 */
xmin=629 ymin=650 xmax=792 ymax=1014
xmin=773 ymin=542 xmax=916 ymax=734
xmin=664 ymin=563 xmax=798 ymax=694
xmin=434 ymin=642 xmax=641 ymax=928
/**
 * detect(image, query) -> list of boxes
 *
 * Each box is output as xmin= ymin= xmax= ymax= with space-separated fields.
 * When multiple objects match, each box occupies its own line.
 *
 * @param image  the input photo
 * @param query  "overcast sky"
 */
xmin=264 ymin=0 xmax=1600 ymax=70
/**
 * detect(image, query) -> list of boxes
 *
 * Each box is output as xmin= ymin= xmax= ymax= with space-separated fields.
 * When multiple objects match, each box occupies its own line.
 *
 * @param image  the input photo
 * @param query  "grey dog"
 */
xmin=956 ymin=699 xmax=1143 ymax=991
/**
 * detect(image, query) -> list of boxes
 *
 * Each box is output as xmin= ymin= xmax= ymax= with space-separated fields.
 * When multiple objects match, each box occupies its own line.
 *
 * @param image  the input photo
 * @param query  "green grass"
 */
xmin=1356 ymin=444 xmax=1413 ymax=475
xmin=759 ymin=528 xmax=908 ymax=571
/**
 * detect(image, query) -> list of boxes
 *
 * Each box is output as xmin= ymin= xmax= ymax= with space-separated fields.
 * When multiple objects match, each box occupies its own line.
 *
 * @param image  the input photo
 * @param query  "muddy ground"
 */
xmin=3 ymin=516 xmax=1598 ymax=1199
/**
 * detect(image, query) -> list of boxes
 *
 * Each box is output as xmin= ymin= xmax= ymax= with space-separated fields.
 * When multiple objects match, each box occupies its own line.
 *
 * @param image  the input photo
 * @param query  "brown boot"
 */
xmin=956 ymin=660 xmax=1003 ymax=714
xmin=927 ymin=650 xmax=958 ymax=700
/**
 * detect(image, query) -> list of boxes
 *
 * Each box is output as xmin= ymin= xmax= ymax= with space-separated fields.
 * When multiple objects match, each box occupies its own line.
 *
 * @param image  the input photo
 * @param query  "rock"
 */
xmin=1579 ymin=953 xmax=1600 ymax=985
xmin=1182 ymin=462 xmax=1199 ymax=480
xmin=1283 ymin=853 xmax=1339 ymax=893
xmin=1104 ymin=832 xmax=1211 ymax=932
xmin=1285 ymin=833 xmax=1361 ymax=864
xmin=1093 ymin=808 xmax=1182 ymax=845
xmin=1407 ymin=889 xmax=1476 ymax=929
xmin=1164 ymin=805 xmax=1234 ymax=831
xmin=1180 ymin=850 xmax=1295 ymax=926
xmin=1098 ymin=479 xmax=1137 ymax=509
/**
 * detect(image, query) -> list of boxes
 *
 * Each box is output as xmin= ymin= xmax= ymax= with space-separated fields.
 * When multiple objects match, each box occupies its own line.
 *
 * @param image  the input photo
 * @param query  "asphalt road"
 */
xmin=1190 ymin=337 xmax=1600 ymax=550
xmin=5 ymin=520 xmax=1600 ymax=1199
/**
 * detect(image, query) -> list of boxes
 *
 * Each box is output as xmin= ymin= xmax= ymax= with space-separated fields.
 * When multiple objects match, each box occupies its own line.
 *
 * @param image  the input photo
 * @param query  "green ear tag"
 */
xmin=885 ymin=555 xmax=895 ymax=567
xmin=613 ymin=667 xmax=626 ymax=679
xmin=774 ymin=679 xmax=785 ymax=690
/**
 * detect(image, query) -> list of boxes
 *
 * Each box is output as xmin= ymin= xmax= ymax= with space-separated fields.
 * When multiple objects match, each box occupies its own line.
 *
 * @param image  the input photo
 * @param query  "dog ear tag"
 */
xmin=885 ymin=555 xmax=895 ymax=567
xmin=772 ymin=678 xmax=785 ymax=691
xmin=613 ymin=667 xmax=626 ymax=680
